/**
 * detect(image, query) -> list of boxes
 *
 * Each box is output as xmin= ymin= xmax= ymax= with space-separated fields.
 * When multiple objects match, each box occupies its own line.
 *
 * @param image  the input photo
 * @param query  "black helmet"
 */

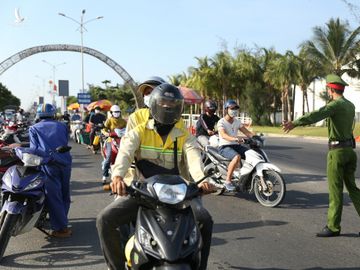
xmin=204 ymin=100 xmax=217 ymax=112
xmin=149 ymin=83 xmax=184 ymax=125
xmin=138 ymin=76 xmax=167 ymax=96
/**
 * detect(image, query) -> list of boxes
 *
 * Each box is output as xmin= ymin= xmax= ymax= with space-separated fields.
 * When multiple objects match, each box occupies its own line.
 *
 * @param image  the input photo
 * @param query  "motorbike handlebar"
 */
xmin=243 ymin=135 xmax=264 ymax=148
xmin=103 ymin=173 xmax=218 ymax=197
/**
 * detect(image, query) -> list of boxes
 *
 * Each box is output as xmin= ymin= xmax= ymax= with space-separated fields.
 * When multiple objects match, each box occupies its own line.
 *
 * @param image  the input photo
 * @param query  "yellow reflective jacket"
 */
xmin=112 ymin=119 xmax=204 ymax=185
xmin=101 ymin=117 xmax=127 ymax=142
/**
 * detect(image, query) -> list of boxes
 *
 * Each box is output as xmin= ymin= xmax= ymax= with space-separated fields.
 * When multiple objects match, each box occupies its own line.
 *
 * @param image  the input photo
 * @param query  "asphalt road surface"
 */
xmin=1 ymin=136 xmax=360 ymax=270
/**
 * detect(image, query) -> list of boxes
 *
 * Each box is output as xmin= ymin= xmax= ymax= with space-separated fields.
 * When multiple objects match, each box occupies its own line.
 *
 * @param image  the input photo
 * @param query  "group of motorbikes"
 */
xmin=0 ymin=118 xmax=72 ymax=260
xmin=0 ymin=114 xmax=287 ymax=269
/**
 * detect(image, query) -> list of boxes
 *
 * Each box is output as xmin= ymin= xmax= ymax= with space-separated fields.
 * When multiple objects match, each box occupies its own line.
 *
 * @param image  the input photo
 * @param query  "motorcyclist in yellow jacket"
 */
xmin=100 ymin=105 xmax=126 ymax=184
xmin=96 ymin=83 xmax=214 ymax=270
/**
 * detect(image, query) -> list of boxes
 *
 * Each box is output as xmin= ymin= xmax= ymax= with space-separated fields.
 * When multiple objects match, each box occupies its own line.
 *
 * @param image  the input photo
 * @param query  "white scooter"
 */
xmin=201 ymin=135 xmax=286 ymax=207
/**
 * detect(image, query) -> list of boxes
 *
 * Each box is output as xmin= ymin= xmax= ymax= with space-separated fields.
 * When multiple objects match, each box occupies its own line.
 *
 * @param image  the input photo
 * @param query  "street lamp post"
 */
xmin=58 ymin=10 xmax=103 ymax=93
xmin=35 ymin=75 xmax=48 ymax=104
xmin=42 ymin=60 xmax=66 ymax=106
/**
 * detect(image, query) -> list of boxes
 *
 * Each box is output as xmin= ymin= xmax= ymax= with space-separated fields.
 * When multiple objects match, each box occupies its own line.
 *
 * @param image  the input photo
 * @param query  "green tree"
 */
xmin=102 ymin=80 xmax=111 ymax=89
xmin=297 ymin=49 xmax=322 ymax=115
xmin=208 ymin=52 xmax=234 ymax=114
xmin=168 ymin=73 xmax=188 ymax=86
xmin=66 ymin=96 xmax=77 ymax=106
xmin=300 ymin=18 xmax=360 ymax=76
xmin=0 ymin=83 xmax=21 ymax=111
xmin=88 ymin=83 xmax=135 ymax=115
xmin=187 ymin=56 xmax=213 ymax=98
xmin=264 ymin=51 xmax=300 ymax=122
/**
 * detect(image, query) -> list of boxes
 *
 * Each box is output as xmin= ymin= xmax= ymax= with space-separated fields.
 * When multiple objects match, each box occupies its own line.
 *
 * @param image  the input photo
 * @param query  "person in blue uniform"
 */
xmin=29 ymin=103 xmax=73 ymax=238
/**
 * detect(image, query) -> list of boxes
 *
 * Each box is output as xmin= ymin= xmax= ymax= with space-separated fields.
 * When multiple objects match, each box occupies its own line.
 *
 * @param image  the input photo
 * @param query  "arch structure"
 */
xmin=0 ymin=44 xmax=143 ymax=108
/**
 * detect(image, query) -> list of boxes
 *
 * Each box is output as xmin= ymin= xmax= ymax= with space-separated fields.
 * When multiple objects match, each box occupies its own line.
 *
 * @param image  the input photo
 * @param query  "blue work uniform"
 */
xmin=29 ymin=119 xmax=72 ymax=231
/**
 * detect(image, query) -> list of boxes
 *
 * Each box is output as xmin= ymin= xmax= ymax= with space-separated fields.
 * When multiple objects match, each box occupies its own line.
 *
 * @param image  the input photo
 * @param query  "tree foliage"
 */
xmin=168 ymin=17 xmax=360 ymax=125
xmin=0 ymin=83 xmax=21 ymax=111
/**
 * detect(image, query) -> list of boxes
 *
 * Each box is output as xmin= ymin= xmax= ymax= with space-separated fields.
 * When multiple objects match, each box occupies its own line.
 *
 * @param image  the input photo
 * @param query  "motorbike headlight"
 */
xmin=2 ymin=171 xmax=12 ymax=188
xmin=138 ymin=227 xmax=154 ymax=250
xmin=24 ymin=178 xmax=42 ymax=191
xmin=153 ymin=183 xmax=187 ymax=204
xmin=189 ymin=226 xmax=198 ymax=246
xmin=21 ymin=153 xmax=43 ymax=167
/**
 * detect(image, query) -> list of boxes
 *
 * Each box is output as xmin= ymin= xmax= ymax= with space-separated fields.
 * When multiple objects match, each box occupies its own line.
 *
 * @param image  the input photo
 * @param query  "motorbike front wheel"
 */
xmin=253 ymin=170 xmax=285 ymax=207
xmin=0 ymin=212 xmax=20 ymax=261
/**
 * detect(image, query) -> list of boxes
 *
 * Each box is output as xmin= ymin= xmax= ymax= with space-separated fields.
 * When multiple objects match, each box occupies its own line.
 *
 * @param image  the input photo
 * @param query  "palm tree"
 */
xmin=300 ymin=18 xmax=360 ymax=76
xmin=257 ymin=48 xmax=283 ymax=125
xmin=232 ymin=49 xmax=260 ymax=108
xmin=264 ymin=51 xmax=300 ymax=121
xmin=168 ymin=74 xmax=187 ymax=86
xmin=102 ymin=80 xmax=111 ymax=89
xmin=208 ymin=52 xmax=233 ymax=114
xmin=187 ymin=56 xmax=212 ymax=98
xmin=297 ymin=49 xmax=322 ymax=115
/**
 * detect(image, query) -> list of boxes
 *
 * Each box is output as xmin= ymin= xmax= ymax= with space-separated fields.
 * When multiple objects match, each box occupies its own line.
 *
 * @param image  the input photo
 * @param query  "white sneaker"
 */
xmin=224 ymin=182 xmax=236 ymax=191
xmin=102 ymin=176 xmax=107 ymax=184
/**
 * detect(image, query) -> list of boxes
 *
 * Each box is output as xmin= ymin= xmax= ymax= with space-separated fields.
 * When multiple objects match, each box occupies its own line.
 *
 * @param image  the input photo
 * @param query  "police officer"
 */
xmin=283 ymin=74 xmax=360 ymax=237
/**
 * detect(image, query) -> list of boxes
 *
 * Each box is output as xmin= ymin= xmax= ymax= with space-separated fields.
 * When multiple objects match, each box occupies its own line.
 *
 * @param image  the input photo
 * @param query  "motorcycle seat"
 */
xmin=206 ymin=146 xmax=232 ymax=162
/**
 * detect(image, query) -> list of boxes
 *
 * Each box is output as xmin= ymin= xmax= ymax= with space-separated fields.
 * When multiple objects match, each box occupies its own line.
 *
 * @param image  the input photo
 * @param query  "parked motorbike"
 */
xmin=101 ymin=128 xmax=125 ymax=174
xmin=202 ymin=135 xmax=286 ymax=207
xmin=105 ymin=173 xmax=212 ymax=270
xmin=0 ymin=145 xmax=26 ymax=179
xmin=0 ymin=145 xmax=71 ymax=261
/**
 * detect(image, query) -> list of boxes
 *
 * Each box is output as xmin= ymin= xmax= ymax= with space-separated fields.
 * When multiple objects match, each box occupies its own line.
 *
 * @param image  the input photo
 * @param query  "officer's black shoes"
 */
xmin=316 ymin=226 xmax=340 ymax=237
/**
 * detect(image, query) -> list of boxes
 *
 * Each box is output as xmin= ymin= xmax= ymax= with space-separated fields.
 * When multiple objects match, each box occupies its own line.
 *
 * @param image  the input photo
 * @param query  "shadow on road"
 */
xmin=72 ymin=161 xmax=94 ymax=169
xmin=70 ymin=180 xmax=105 ymax=196
xmin=284 ymin=173 xmax=327 ymax=184
xmin=213 ymin=220 xmax=287 ymax=234
xmin=279 ymin=173 xmax=353 ymax=210
xmin=0 ymin=218 xmax=103 ymax=269
xmin=264 ymin=145 xmax=303 ymax=151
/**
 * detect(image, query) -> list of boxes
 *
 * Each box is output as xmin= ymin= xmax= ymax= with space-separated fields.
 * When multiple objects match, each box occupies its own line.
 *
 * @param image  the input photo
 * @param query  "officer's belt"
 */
xmin=328 ymin=139 xmax=354 ymax=150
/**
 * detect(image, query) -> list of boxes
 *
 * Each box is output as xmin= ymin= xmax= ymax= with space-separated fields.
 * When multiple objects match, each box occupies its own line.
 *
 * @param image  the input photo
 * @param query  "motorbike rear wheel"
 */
xmin=0 ymin=212 xmax=20 ymax=261
xmin=254 ymin=170 xmax=285 ymax=207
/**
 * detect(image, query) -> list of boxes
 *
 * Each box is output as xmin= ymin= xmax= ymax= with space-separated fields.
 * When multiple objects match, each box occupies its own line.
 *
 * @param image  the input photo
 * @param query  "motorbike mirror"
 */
xmin=56 ymin=145 xmax=72 ymax=153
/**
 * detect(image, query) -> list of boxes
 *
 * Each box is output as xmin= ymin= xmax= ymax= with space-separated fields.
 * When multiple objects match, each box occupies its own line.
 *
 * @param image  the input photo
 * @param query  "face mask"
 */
xmin=154 ymin=121 xmax=174 ymax=136
xmin=95 ymin=110 xmax=101 ymax=114
xmin=143 ymin=95 xmax=151 ymax=108
xmin=112 ymin=112 xmax=120 ymax=118
xmin=228 ymin=109 xmax=238 ymax=118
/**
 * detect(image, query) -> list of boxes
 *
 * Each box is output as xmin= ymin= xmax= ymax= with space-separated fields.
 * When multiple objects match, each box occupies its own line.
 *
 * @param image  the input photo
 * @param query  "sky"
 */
xmin=0 ymin=0 xmax=359 ymax=110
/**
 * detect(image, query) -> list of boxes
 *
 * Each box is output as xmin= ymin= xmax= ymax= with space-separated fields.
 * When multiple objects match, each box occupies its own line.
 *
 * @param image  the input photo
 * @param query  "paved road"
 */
xmin=1 ymin=137 xmax=360 ymax=269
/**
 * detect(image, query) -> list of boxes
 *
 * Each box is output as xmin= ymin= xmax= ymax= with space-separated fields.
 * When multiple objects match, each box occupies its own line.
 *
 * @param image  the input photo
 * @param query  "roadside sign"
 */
xmin=77 ymin=93 xmax=91 ymax=104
